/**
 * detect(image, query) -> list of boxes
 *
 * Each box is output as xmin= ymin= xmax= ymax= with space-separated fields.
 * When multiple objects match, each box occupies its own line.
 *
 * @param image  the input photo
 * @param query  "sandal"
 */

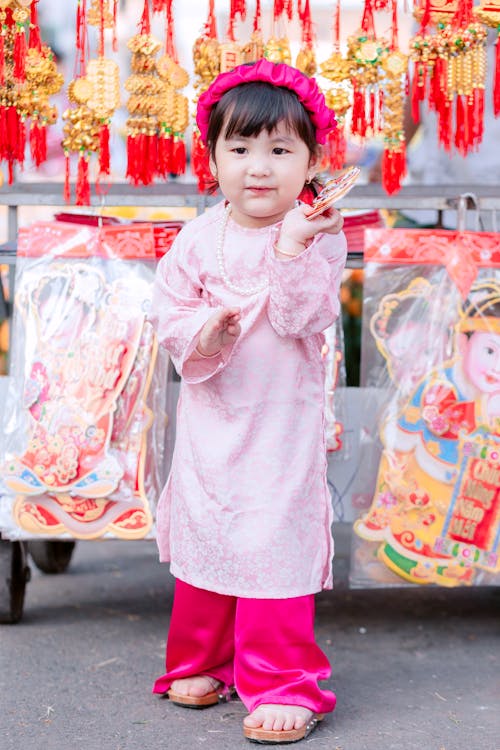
xmin=243 ymin=713 xmax=324 ymax=744
xmin=167 ymin=676 xmax=235 ymax=709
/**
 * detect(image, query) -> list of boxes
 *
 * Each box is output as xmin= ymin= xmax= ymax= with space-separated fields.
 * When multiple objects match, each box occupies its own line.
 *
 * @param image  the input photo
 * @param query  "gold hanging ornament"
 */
xmin=125 ymin=0 xmax=162 ymax=185
xmin=379 ymin=47 xmax=408 ymax=194
xmin=0 ymin=1 xmax=63 ymax=182
xmin=347 ymin=0 xmax=388 ymax=139
xmin=155 ymin=0 xmax=190 ymax=177
xmin=191 ymin=0 xmax=220 ymax=192
xmin=320 ymin=0 xmax=352 ymax=171
xmin=264 ymin=0 xmax=292 ymax=64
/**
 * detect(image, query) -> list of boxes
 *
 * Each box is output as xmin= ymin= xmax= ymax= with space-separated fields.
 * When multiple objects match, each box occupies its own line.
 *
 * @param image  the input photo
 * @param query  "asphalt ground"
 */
xmin=2 ymin=534 xmax=499 ymax=750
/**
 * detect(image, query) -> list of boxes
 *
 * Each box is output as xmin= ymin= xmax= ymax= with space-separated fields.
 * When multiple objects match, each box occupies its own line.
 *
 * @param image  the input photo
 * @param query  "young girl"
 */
xmin=150 ymin=58 xmax=347 ymax=745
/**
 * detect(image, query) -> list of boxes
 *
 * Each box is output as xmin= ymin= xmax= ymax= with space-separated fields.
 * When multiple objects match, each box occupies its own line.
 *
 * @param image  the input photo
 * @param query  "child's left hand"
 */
xmin=277 ymin=204 xmax=344 ymax=256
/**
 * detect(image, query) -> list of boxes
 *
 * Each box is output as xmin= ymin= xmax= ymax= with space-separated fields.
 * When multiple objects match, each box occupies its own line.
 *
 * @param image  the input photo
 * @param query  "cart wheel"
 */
xmin=0 ymin=538 xmax=31 ymax=624
xmin=28 ymin=540 xmax=76 ymax=574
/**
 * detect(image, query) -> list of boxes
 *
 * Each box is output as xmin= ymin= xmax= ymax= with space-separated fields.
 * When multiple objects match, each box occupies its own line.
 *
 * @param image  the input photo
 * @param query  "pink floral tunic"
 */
xmin=150 ymin=201 xmax=347 ymax=598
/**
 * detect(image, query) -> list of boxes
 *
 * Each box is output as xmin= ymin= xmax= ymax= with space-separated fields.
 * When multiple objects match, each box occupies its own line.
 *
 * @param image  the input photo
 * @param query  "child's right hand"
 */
xmin=197 ymin=307 xmax=242 ymax=356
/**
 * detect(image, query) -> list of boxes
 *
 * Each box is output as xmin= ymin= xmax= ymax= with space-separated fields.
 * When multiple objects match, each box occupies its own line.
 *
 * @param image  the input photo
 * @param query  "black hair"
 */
xmin=206 ymin=80 xmax=318 ymax=161
xmin=462 ymin=299 xmax=500 ymax=338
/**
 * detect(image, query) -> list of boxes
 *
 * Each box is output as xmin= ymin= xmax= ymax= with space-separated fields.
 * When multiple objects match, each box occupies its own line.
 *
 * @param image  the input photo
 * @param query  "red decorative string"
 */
xmin=203 ymin=0 xmax=217 ymax=39
xmin=64 ymin=153 xmax=71 ymax=203
xmin=360 ymin=0 xmax=375 ymax=35
xmin=75 ymin=0 xmax=88 ymax=79
xmin=253 ymin=0 xmax=262 ymax=34
xmin=139 ymin=0 xmax=151 ymax=35
xmin=98 ymin=0 xmax=105 ymax=57
xmin=113 ymin=0 xmax=118 ymax=52
xmin=227 ymin=0 xmax=246 ymax=42
xmin=164 ymin=0 xmax=176 ymax=59
xmin=273 ymin=0 xmax=293 ymax=20
xmin=332 ymin=0 xmax=340 ymax=52
xmin=297 ymin=0 xmax=314 ymax=46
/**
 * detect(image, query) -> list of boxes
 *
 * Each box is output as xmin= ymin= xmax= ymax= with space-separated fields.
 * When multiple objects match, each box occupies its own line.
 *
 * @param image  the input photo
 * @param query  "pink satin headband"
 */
xmin=196 ymin=59 xmax=337 ymax=145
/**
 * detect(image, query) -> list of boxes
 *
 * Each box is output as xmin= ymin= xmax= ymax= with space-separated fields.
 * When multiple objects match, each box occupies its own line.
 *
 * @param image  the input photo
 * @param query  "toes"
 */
xmin=244 ymin=705 xmax=312 ymax=733
xmin=243 ymin=710 xmax=266 ymax=728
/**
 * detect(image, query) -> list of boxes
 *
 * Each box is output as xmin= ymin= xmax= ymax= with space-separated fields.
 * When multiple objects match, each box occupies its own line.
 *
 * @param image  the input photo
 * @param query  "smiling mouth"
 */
xmin=485 ymin=373 xmax=500 ymax=385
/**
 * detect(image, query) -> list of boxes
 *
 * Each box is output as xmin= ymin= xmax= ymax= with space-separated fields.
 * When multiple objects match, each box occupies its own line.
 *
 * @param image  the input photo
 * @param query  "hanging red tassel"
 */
xmin=126 ymin=134 xmax=139 ymax=185
xmin=157 ymin=129 xmax=173 ymax=177
xmin=16 ymin=115 xmax=26 ymax=165
xmin=494 ymin=35 xmax=500 ymax=117
xmin=381 ymin=143 xmax=406 ymax=196
xmin=191 ymin=129 xmax=215 ymax=193
xmin=6 ymin=106 xmax=19 ymax=161
xmin=326 ymin=126 xmax=346 ymax=171
xmin=411 ymin=61 xmax=425 ymax=123
xmin=13 ymin=25 xmax=27 ymax=82
xmin=98 ymin=122 xmax=110 ymax=175
xmin=0 ymin=104 xmax=6 ymax=160
xmin=76 ymin=153 xmax=91 ymax=206
xmin=454 ymin=94 xmax=467 ymax=156
xmin=29 ymin=120 xmax=47 ymax=166
xmin=473 ymin=86 xmax=485 ymax=146
xmin=141 ymin=133 xmax=157 ymax=186
xmin=351 ymin=87 xmax=367 ymax=138
xmin=0 ymin=31 xmax=5 ymax=88
xmin=171 ymin=135 xmax=186 ymax=176
xmin=64 ymin=153 xmax=71 ymax=203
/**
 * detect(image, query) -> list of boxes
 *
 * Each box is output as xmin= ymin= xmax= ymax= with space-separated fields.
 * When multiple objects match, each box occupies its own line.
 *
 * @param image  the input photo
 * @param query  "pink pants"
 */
xmin=152 ymin=579 xmax=336 ymax=714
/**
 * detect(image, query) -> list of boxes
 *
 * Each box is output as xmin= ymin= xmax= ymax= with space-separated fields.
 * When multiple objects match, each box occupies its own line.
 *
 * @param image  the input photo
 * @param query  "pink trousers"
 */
xmin=152 ymin=579 xmax=336 ymax=714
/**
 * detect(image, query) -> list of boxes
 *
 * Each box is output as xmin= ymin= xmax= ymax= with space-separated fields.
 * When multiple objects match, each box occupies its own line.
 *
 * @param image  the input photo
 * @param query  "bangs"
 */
xmin=206 ymin=81 xmax=317 ymax=157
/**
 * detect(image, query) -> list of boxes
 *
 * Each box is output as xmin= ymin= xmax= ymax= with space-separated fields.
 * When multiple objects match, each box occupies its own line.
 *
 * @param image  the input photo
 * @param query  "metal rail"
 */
xmin=0 ymin=181 xmax=499 ymax=263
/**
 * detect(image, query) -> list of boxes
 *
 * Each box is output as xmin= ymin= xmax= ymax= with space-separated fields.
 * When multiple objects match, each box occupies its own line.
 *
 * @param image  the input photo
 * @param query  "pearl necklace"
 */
xmin=216 ymin=203 xmax=269 ymax=296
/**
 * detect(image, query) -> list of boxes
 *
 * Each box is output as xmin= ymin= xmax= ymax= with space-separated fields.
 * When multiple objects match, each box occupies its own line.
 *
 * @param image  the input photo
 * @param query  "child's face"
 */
xmin=460 ymin=330 xmax=500 ymax=393
xmin=211 ymin=120 xmax=318 ymax=228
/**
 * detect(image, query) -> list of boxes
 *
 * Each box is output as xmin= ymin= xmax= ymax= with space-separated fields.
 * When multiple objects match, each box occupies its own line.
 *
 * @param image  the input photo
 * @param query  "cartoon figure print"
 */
xmin=355 ymin=279 xmax=500 ymax=587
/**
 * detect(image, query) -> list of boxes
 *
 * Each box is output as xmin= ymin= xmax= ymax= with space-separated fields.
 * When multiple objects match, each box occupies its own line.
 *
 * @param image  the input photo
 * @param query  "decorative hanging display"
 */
xmin=125 ymin=0 xmax=162 ymax=185
xmin=320 ymin=0 xmax=352 ymax=170
xmin=474 ymin=0 xmax=500 ymax=116
xmin=155 ymin=0 xmax=189 ymax=176
xmin=379 ymin=0 xmax=408 ymax=194
xmin=0 ymin=0 xmax=63 ymax=183
xmin=296 ymin=0 xmax=316 ymax=76
xmin=347 ymin=0 xmax=387 ymax=139
xmin=191 ymin=0 xmax=220 ymax=192
xmin=410 ymin=0 xmax=487 ymax=156
xmin=264 ymin=0 xmax=293 ymax=64
xmin=63 ymin=0 xmax=120 ymax=204
xmin=19 ymin=1 xmax=64 ymax=169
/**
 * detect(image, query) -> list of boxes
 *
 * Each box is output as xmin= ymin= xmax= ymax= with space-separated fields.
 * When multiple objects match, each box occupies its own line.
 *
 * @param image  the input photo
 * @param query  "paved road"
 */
xmin=2 ymin=537 xmax=499 ymax=750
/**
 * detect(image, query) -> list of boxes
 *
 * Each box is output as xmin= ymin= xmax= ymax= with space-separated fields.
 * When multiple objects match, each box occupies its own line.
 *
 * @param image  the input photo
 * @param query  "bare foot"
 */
xmin=169 ymin=675 xmax=220 ymax=698
xmin=243 ymin=704 xmax=314 ymax=732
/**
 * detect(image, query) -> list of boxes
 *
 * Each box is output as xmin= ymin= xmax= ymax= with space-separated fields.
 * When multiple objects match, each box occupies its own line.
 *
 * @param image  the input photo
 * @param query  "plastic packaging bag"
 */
xmin=0 ymin=221 xmax=171 ymax=540
xmin=350 ymin=228 xmax=500 ymax=587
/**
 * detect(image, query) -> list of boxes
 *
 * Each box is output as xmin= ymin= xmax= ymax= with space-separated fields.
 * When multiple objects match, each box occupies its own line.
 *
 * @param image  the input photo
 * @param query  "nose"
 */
xmin=247 ymin=157 xmax=271 ymax=177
